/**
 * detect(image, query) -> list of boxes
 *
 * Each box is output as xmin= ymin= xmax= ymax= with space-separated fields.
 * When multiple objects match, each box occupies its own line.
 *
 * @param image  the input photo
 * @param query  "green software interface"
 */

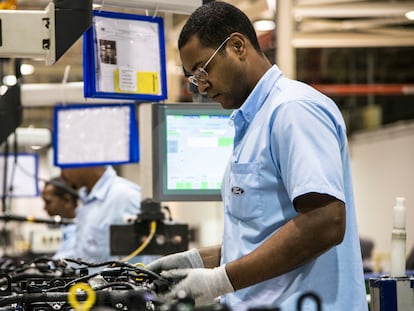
xmin=166 ymin=114 xmax=234 ymax=191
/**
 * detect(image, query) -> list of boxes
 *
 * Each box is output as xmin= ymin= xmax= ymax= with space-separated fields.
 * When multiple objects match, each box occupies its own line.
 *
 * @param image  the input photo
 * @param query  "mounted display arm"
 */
xmin=0 ymin=0 xmax=93 ymax=65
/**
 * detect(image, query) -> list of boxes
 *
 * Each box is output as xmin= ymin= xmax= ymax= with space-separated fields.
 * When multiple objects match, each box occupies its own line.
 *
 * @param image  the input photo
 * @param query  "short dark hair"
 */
xmin=45 ymin=177 xmax=78 ymax=203
xmin=178 ymin=1 xmax=262 ymax=53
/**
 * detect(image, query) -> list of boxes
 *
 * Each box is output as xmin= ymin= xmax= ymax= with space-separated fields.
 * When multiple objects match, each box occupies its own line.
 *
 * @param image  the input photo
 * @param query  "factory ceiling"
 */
xmin=8 ymin=0 xmax=413 ymax=84
xmin=2 ymin=0 xmax=413 ymax=132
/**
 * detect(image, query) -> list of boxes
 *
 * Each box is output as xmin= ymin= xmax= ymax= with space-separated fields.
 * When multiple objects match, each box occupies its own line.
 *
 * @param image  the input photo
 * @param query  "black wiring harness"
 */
xmin=0 ymin=256 xmax=321 ymax=311
xmin=0 ymin=256 xmax=171 ymax=311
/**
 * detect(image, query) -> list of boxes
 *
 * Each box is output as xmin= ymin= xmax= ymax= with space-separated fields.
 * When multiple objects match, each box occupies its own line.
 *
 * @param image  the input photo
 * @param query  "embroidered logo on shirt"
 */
xmin=231 ymin=187 xmax=245 ymax=195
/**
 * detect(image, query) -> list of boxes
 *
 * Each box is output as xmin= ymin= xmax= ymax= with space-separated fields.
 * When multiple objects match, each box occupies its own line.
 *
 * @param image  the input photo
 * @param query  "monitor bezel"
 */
xmin=53 ymin=103 xmax=139 ymax=168
xmin=152 ymin=102 xmax=233 ymax=202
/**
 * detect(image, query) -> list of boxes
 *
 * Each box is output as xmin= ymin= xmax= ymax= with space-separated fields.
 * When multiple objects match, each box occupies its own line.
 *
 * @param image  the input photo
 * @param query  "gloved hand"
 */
xmin=160 ymin=265 xmax=234 ymax=306
xmin=146 ymin=248 xmax=204 ymax=273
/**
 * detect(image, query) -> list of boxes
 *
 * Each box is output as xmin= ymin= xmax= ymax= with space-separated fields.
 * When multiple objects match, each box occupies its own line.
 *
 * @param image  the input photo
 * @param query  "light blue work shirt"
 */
xmin=52 ymin=224 xmax=76 ymax=260
xmin=55 ymin=166 xmax=141 ymax=263
xmin=220 ymin=65 xmax=367 ymax=310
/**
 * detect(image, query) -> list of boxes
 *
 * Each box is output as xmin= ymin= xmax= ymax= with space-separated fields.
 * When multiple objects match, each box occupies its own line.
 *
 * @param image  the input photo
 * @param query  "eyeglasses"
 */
xmin=187 ymin=37 xmax=230 ymax=87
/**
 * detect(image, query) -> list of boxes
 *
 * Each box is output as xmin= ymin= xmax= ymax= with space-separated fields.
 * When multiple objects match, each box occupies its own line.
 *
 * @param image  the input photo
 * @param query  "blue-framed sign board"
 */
xmin=53 ymin=103 xmax=139 ymax=168
xmin=83 ymin=10 xmax=168 ymax=101
xmin=0 ymin=153 xmax=39 ymax=197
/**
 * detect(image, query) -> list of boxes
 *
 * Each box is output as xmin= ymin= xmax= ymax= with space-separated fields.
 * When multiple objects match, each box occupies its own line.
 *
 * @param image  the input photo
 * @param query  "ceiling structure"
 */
xmin=292 ymin=0 xmax=414 ymax=47
xmin=10 ymin=0 xmax=413 ymax=84
xmin=2 ymin=0 xmax=414 ymax=130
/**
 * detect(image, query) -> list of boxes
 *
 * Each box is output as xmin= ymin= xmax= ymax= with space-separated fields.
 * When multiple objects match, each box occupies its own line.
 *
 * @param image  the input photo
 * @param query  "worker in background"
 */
xmin=42 ymin=177 xmax=78 ymax=219
xmin=41 ymin=176 xmax=78 ymax=259
xmin=147 ymin=2 xmax=368 ymax=310
xmin=59 ymin=165 xmax=141 ymax=263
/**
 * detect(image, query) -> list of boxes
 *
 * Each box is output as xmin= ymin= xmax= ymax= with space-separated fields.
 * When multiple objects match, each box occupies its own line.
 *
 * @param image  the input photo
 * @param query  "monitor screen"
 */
xmin=53 ymin=103 xmax=139 ymax=168
xmin=0 ymin=153 xmax=39 ymax=197
xmin=152 ymin=103 xmax=235 ymax=201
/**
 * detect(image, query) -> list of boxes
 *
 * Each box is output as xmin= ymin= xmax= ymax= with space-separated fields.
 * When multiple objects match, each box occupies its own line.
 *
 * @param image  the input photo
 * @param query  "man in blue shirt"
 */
xmin=58 ymin=165 xmax=141 ymax=263
xmin=147 ymin=2 xmax=368 ymax=310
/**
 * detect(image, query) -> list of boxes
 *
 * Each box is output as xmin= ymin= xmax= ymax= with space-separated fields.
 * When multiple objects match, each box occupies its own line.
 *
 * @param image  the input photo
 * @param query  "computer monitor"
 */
xmin=0 ymin=153 xmax=39 ymax=197
xmin=152 ymin=103 xmax=234 ymax=202
xmin=53 ymin=103 xmax=139 ymax=168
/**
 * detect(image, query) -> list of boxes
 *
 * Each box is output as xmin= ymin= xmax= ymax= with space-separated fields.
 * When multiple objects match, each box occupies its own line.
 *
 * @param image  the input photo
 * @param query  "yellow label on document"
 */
xmin=114 ymin=69 xmax=159 ymax=95
xmin=137 ymin=71 xmax=159 ymax=94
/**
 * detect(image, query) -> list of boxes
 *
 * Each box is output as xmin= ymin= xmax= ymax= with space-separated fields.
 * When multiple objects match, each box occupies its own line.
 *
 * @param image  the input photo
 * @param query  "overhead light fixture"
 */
xmin=0 ymin=1 xmax=92 ymax=65
xmin=253 ymin=19 xmax=276 ymax=32
xmin=0 ymin=85 xmax=8 ymax=96
xmin=406 ymin=10 xmax=414 ymax=20
xmin=2 ymin=75 xmax=17 ymax=86
xmin=20 ymin=64 xmax=35 ymax=75
xmin=7 ymin=127 xmax=52 ymax=151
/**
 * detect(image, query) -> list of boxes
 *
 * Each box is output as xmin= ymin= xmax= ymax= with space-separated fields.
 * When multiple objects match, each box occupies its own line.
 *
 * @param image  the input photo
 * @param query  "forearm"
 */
xmin=199 ymin=245 xmax=222 ymax=268
xmin=226 ymin=200 xmax=345 ymax=290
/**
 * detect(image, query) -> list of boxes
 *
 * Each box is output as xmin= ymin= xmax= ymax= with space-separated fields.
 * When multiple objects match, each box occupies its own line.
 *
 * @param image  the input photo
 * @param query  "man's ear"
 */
xmin=229 ymin=33 xmax=247 ymax=58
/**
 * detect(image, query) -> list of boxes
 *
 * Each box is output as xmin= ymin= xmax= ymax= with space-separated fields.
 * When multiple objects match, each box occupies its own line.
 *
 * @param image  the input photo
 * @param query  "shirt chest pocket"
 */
xmin=227 ymin=162 xmax=263 ymax=221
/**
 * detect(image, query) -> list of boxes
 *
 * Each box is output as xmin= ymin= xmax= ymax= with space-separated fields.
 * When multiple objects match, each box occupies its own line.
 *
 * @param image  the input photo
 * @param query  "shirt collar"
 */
xmin=231 ymin=65 xmax=283 ymax=144
xmin=241 ymin=65 xmax=282 ymax=120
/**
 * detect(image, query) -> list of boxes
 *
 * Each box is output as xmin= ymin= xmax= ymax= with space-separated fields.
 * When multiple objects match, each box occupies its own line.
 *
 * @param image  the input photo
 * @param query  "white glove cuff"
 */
xmin=187 ymin=248 xmax=204 ymax=268
xmin=214 ymin=265 xmax=235 ymax=295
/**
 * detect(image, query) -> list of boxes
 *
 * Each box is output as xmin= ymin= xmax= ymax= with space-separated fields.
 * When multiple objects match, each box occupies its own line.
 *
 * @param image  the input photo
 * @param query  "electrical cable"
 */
xmin=5 ymin=129 xmax=18 ymax=210
xmin=0 ymin=255 xmax=172 ymax=309
xmin=0 ymin=288 xmax=163 ymax=308
xmin=46 ymin=272 xmax=101 ymax=292
xmin=120 ymin=220 xmax=157 ymax=262
xmin=91 ymin=281 xmax=136 ymax=291
xmin=0 ymin=140 xmax=10 ymax=257
xmin=163 ymin=205 xmax=173 ymax=221
xmin=44 ymin=259 xmax=165 ymax=293
xmin=0 ymin=214 xmax=74 ymax=225
xmin=1 ymin=140 xmax=9 ymax=214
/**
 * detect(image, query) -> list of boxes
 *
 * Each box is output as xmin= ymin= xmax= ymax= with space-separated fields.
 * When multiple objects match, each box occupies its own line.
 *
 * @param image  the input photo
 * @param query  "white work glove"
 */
xmin=146 ymin=248 xmax=204 ymax=273
xmin=160 ymin=265 xmax=234 ymax=306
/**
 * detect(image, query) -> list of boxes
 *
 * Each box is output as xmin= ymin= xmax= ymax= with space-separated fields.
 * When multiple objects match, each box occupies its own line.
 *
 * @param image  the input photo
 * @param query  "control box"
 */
xmin=110 ymin=222 xmax=189 ymax=256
